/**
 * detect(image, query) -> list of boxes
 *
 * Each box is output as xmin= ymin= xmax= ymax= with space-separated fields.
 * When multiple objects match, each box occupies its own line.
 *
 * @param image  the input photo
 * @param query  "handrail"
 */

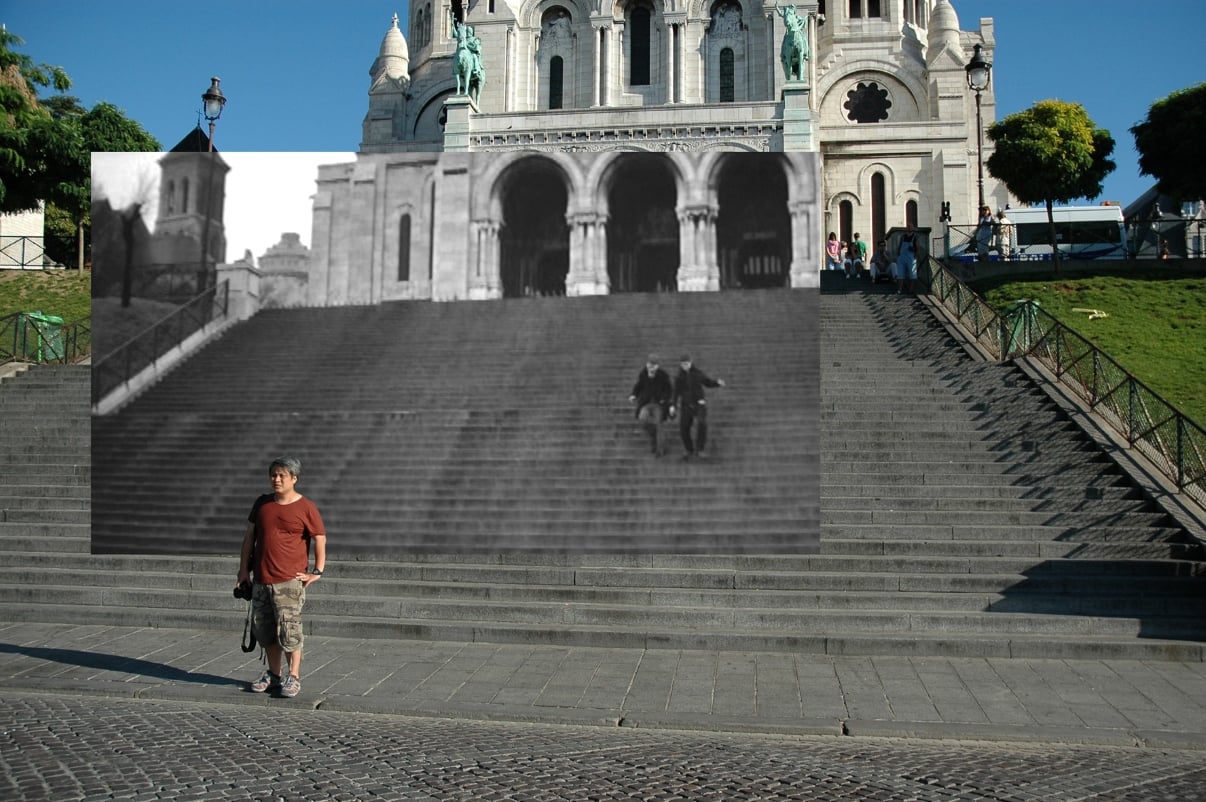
xmin=0 ymin=312 xmax=92 ymax=364
xmin=924 ymin=257 xmax=1205 ymax=506
xmin=91 ymin=281 xmax=230 ymax=405
xmin=1014 ymin=303 xmax=1205 ymax=506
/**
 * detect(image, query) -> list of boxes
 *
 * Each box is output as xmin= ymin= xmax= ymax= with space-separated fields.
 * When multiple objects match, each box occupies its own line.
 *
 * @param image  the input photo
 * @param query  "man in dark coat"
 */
xmin=629 ymin=354 xmax=673 ymax=456
xmin=671 ymin=354 xmax=726 ymax=460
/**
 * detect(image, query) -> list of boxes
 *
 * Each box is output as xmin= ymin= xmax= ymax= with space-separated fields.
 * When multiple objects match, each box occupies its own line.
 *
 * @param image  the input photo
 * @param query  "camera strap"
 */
xmin=241 ymin=598 xmax=257 ymax=653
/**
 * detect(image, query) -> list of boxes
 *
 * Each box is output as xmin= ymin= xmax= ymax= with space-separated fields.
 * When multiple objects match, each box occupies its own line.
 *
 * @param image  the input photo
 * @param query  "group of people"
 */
xmin=826 ymin=232 xmax=869 ymax=278
xmin=974 ymin=205 xmax=1014 ymax=261
xmin=826 ymin=226 xmax=920 ymax=293
xmin=629 ymin=354 xmax=726 ymax=461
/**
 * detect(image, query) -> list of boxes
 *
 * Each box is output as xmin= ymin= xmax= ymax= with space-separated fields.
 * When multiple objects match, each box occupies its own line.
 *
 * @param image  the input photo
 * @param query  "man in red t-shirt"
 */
xmin=236 ymin=456 xmax=326 ymax=698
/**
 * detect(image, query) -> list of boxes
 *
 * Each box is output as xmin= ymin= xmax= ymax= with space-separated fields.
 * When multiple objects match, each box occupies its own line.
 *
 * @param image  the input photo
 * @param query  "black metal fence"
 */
xmin=926 ymin=258 xmax=1205 ymax=507
xmin=92 ymin=281 xmax=229 ymax=405
xmin=0 ymin=236 xmax=47 ymax=269
xmin=0 ymin=312 xmax=91 ymax=364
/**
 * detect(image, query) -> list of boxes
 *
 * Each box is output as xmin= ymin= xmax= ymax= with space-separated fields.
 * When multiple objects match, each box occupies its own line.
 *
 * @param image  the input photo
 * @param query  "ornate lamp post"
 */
xmin=199 ymin=78 xmax=226 ymax=295
xmin=964 ymin=43 xmax=992 ymax=212
xmin=201 ymin=77 xmax=226 ymax=152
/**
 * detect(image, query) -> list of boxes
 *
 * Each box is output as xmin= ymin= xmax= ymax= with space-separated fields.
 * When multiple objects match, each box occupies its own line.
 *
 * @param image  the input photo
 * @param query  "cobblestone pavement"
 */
xmin=3 ymin=692 xmax=1206 ymax=802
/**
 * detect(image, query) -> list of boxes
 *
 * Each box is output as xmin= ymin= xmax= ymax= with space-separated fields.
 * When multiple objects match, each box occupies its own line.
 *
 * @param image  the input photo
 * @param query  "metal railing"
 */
xmin=925 ymin=257 xmax=1205 ymax=507
xmin=92 ymin=281 xmax=229 ymax=405
xmin=926 ymin=258 xmax=1010 ymax=359
xmin=0 ymin=236 xmax=47 ymax=269
xmin=0 ymin=312 xmax=91 ymax=364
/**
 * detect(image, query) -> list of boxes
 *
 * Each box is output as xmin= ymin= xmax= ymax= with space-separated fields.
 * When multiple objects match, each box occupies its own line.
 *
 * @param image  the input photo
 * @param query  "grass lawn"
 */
xmin=0 ymin=269 xmax=92 ymax=322
xmin=972 ymin=266 xmax=1206 ymax=425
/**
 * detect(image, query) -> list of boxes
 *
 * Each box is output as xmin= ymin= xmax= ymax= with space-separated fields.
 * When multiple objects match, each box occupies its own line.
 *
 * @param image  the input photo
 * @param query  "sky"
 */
xmin=7 ymin=1 xmax=1206 ymax=257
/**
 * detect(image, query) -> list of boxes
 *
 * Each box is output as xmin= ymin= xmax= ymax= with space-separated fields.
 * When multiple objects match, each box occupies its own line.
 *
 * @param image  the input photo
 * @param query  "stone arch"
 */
xmin=817 ymin=66 xmax=925 ymax=124
xmin=412 ymin=89 xmax=456 ymax=142
xmin=611 ymin=0 xmax=664 ymax=95
xmin=708 ymin=154 xmax=792 ymax=289
xmin=537 ymin=5 xmax=577 ymax=109
xmin=596 ymin=153 xmax=682 ymax=292
xmin=491 ymin=155 xmax=575 ymax=297
xmin=705 ymin=0 xmax=746 ymax=103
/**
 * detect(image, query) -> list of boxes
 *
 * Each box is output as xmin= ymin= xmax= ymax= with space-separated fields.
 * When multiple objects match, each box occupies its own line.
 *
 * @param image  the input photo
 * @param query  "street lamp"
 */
xmin=199 ymin=78 xmax=226 ymax=296
xmin=201 ymin=77 xmax=226 ymax=152
xmin=965 ymin=43 xmax=991 ymax=212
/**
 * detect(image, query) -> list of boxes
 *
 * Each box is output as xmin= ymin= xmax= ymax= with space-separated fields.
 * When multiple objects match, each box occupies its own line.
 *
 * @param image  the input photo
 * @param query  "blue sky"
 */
xmin=7 ymin=1 xmax=1206 ymax=220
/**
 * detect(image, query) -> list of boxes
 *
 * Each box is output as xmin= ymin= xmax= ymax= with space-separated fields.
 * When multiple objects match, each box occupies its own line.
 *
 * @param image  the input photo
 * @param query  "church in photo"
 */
xmin=301 ymin=0 xmax=1001 ymax=306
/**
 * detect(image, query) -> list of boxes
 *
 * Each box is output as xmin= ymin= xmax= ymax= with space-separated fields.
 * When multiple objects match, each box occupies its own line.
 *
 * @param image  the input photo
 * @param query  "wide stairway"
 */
xmin=4 ymin=287 xmax=1206 ymax=660
xmin=0 ymin=363 xmax=91 ymax=567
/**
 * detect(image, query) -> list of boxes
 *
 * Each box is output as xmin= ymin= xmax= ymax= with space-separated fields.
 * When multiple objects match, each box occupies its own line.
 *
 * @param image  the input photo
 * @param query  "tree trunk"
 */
xmin=1046 ymin=199 xmax=1061 ymax=275
xmin=75 ymin=215 xmax=85 ymax=273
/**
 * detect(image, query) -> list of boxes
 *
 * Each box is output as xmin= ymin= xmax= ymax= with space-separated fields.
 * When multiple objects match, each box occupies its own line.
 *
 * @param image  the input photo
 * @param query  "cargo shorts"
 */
xmin=251 ymin=579 xmax=306 ymax=652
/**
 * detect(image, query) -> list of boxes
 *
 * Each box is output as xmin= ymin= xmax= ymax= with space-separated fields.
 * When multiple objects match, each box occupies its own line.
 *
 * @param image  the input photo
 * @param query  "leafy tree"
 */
xmin=1131 ymin=83 xmax=1206 ymax=204
xmin=0 ymin=28 xmax=70 ymax=212
xmin=986 ymin=100 xmax=1115 ymax=271
xmin=51 ymin=102 xmax=160 ymax=270
xmin=0 ymin=31 xmax=160 ymax=270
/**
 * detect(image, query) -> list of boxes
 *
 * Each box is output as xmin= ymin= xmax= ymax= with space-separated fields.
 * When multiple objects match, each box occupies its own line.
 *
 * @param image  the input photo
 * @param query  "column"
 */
xmin=592 ymin=26 xmax=603 ymax=106
xmin=666 ymin=23 xmax=676 ymax=103
xmin=567 ymin=212 xmax=609 ymax=296
xmin=788 ymin=201 xmax=818 ymax=288
xmin=469 ymin=219 xmax=502 ymax=299
xmin=676 ymin=206 xmax=719 ymax=291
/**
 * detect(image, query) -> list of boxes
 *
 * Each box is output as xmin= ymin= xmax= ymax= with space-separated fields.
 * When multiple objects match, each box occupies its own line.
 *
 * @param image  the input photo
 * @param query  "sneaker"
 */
xmin=250 ymin=671 xmax=280 ymax=694
xmin=280 ymin=674 xmax=301 ymax=698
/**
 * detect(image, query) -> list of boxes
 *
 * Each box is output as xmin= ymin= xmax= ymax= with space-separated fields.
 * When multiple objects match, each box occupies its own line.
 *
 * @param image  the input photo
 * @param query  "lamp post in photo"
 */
xmin=199 ymin=78 xmax=226 ymax=296
xmin=965 ymin=43 xmax=991 ymax=213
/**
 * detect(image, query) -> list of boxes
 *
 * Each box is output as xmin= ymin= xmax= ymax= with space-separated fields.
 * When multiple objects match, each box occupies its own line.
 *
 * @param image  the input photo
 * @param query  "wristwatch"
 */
xmin=311 ymin=568 xmax=324 ymax=576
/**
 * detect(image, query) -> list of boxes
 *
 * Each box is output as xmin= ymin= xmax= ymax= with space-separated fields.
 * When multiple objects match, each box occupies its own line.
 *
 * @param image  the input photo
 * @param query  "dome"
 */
xmin=927 ymin=0 xmax=962 ymax=56
xmin=370 ymin=13 xmax=410 ymax=84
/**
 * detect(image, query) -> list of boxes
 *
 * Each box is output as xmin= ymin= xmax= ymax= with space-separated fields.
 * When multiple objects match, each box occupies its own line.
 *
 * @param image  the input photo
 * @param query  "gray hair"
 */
xmin=269 ymin=456 xmax=302 ymax=477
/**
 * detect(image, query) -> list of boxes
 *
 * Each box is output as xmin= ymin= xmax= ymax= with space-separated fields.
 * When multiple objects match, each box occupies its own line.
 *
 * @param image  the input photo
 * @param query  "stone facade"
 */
xmin=309 ymin=0 xmax=1002 ymax=304
xmin=310 ymin=150 xmax=819 ymax=303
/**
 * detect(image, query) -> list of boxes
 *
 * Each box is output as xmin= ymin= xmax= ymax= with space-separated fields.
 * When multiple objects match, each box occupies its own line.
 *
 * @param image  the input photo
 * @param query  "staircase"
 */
xmin=2 ymin=286 xmax=1205 ymax=661
xmin=90 ymin=291 xmax=821 ymax=554
xmin=0 ymin=363 xmax=90 ymax=558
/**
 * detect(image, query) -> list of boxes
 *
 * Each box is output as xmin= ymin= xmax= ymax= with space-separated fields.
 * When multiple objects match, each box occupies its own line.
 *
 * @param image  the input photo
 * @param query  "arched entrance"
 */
xmin=499 ymin=158 xmax=570 ymax=297
xmin=715 ymin=155 xmax=791 ymax=289
xmin=606 ymin=154 xmax=679 ymax=293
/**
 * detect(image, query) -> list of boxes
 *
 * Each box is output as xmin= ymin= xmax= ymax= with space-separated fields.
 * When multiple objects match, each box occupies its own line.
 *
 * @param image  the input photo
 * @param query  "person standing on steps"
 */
xmin=629 ymin=354 xmax=673 ymax=457
xmin=236 ymin=456 xmax=326 ymax=699
xmin=671 ymin=354 xmax=726 ymax=460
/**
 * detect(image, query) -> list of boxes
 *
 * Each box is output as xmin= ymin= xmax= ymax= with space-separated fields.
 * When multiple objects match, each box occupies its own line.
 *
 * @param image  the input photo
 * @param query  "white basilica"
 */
xmin=303 ymin=0 xmax=1003 ymax=305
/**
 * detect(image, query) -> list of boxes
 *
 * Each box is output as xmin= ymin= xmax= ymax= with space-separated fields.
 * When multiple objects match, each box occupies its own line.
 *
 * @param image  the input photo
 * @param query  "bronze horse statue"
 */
xmin=776 ymin=3 xmax=809 ymax=82
xmin=452 ymin=11 xmax=485 ymax=104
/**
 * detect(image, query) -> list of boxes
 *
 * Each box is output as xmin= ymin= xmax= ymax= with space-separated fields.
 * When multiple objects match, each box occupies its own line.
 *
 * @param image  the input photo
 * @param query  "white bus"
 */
xmin=951 ymin=205 xmax=1128 ymax=262
xmin=1008 ymin=205 xmax=1127 ymax=260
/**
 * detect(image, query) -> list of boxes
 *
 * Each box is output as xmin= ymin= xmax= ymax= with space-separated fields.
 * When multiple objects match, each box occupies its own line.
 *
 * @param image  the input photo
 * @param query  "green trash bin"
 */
xmin=21 ymin=312 xmax=65 ymax=363
xmin=1001 ymin=300 xmax=1037 ymax=357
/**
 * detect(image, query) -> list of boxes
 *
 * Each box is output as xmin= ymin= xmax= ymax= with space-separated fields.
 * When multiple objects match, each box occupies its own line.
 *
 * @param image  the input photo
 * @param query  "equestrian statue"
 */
xmin=451 ymin=9 xmax=486 ymax=104
xmin=775 ymin=3 xmax=809 ymax=82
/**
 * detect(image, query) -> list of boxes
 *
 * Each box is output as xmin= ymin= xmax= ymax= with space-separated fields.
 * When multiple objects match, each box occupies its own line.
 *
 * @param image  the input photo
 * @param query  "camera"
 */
xmin=233 ymin=581 xmax=253 ymax=601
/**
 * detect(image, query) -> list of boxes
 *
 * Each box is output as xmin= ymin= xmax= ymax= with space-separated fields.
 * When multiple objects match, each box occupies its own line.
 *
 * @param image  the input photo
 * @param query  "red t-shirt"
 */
xmin=248 ymin=494 xmax=326 ymax=585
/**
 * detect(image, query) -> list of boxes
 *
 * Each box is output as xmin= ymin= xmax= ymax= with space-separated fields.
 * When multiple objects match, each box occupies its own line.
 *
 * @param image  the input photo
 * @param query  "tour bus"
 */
xmin=951 ymin=204 xmax=1128 ymax=262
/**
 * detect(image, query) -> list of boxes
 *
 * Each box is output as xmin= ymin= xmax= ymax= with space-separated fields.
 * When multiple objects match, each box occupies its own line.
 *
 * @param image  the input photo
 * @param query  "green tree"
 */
xmin=0 ymin=28 xmax=70 ymax=212
xmin=51 ymin=101 xmax=160 ymax=271
xmin=986 ymin=100 xmax=1115 ymax=271
xmin=1131 ymin=83 xmax=1206 ymax=204
xmin=1 ymin=31 xmax=160 ymax=270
